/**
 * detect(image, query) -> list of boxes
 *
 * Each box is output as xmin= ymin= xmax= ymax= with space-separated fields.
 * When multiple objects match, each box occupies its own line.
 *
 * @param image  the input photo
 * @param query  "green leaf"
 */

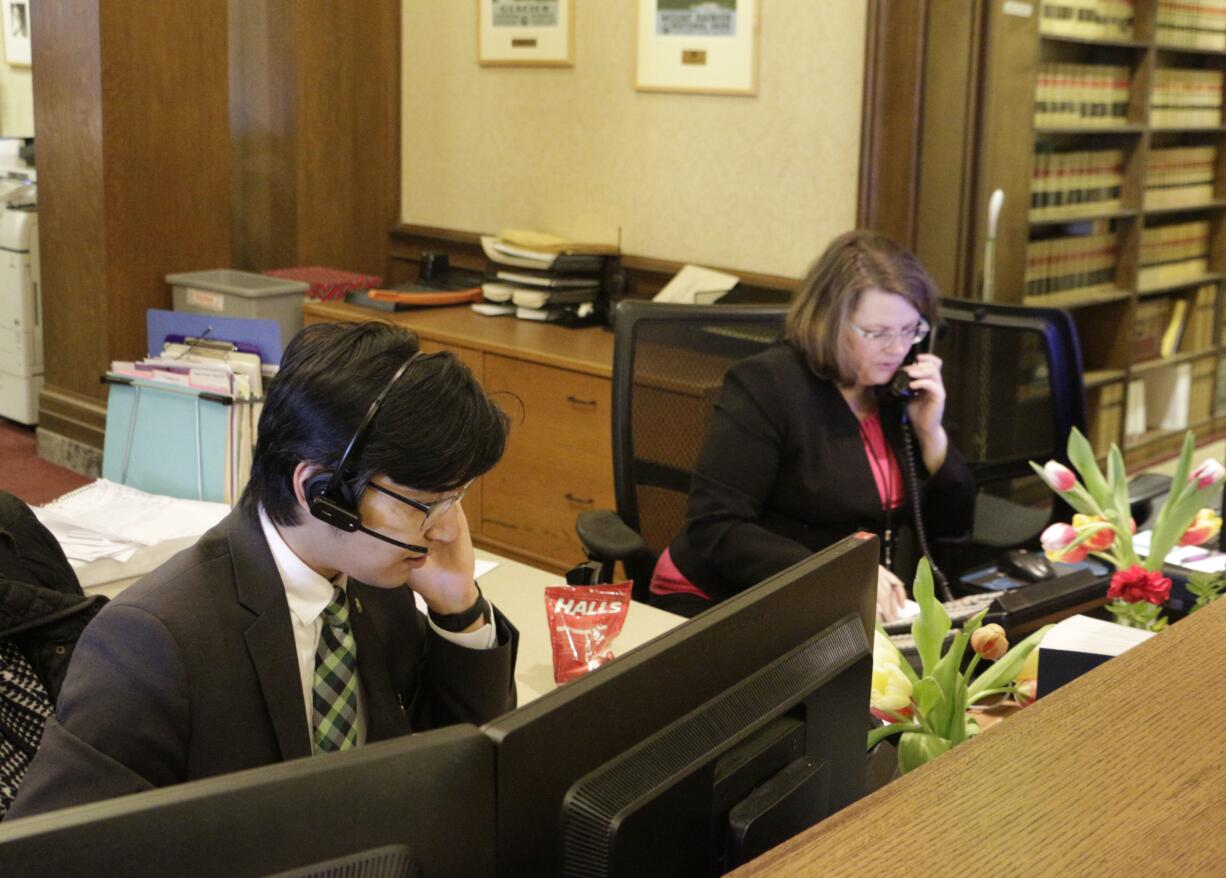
xmin=967 ymin=625 xmax=1052 ymax=700
xmin=867 ymin=722 xmax=920 ymax=751
xmin=911 ymin=558 xmax=950 ymax=675
xmin=1067 ymin=427 xmax=1112 ymax=508
xmin=911 ymin=676 xmax=944 ymax=727
xmin=898 ymin=731 xmax=952 ymax=774
xmin=928 ymin=630 xmax=969 ymax=739
xmin=1107 ymin=446 xmax=1132 ymax=532
xmin=1155 ymin=431 xmax=1196 ymax=534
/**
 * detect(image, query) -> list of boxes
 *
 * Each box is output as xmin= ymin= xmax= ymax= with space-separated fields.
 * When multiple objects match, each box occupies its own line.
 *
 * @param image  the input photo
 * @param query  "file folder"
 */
xmin=101 ymin=375 xmax=233 ymax=504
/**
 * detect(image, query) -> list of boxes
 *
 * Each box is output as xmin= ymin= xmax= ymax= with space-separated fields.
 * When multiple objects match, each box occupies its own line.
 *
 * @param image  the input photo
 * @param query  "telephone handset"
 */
xmin=886 ymin=344 xmax=919 ymax=401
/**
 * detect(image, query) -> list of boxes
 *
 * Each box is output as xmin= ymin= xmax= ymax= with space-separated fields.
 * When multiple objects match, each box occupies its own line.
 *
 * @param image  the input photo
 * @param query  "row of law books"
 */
xmin=1137 ymin=219 xmax=1210 ymax=290
xmin=1034 ymin=62 xmax=1131 ymax=128
xmin=1029 ymin=147 xmax=1124 ymax=217
xmin=101 ymin=337 xmax=266 ymax=506
xmin=1150 ymin=68 xmax=1225 ymax=128
xmin=1125 ymin=357 xmax=1216 ymax=437
xmin=1156 ymin=0 xmax=1226 ymax=50
xmin=1024 ymin=229 xmax=1119 ymax=298
xmin=1144 ymin=144 xmax=1218 ymax=209
xmin=1038 ymin=0 xmax=1134 ymax=41
xmin=1131 ymin=284 xmax=1216 ymax=362
xmin=474 ymin=230 xmax=614 ymax=324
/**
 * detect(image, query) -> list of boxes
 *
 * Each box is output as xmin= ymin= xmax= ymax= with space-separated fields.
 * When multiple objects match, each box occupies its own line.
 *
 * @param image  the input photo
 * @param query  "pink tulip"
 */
xmin=1189 ymin=459 xmax=1226 ymax=490
xmin=1043 ymin=461 xmax=1076 ymax=492
xmin=1040 ymin=522 xmax=1088 ymax=564
xmin=1040 ymin=522 xmax=1075 ymax=552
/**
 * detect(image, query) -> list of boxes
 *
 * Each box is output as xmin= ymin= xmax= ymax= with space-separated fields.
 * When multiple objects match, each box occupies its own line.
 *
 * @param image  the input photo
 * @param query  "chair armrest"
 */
xmin=575 ymin=509 xmax=649 ymax=563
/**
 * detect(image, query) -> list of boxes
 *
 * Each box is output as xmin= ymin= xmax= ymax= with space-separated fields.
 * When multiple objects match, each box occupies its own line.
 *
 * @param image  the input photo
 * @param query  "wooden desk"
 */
xmin=303 ymin=302 xmax=616 ymax=572
xmin=731 ymin=597 xmax=1226 ymax=876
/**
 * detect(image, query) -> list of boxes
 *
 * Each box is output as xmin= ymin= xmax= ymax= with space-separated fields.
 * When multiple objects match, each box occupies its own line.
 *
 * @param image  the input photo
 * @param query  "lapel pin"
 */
xmin=353 ymin=596 xmax=363 ymax=614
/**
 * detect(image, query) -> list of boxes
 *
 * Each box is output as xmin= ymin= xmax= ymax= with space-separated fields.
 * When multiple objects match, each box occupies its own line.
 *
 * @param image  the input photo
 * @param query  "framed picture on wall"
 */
xmin=2 ymin=0 xmax=31 ymax=67
xmin=478 ymin=0 xmax=574 ymax=67
xmin=636 ymin=0 xmax=758 ymax=95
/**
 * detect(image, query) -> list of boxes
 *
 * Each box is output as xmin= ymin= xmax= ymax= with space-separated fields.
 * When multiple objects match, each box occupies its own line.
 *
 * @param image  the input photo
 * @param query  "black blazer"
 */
xmin=7 ymin=507 xmax=518 ymax=819
xmin=670 ymin=343 xmax=975 ymax=602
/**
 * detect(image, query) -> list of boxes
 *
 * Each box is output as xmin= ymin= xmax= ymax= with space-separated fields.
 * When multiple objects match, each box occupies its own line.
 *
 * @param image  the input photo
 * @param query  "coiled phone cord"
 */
xmin=900 ymin=410 xmax=956 ymax=603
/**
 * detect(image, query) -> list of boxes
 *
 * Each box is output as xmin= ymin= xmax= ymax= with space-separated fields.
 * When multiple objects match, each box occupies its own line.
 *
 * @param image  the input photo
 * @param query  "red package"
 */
xmin=545 ymin=582 xmax=633 ymax=684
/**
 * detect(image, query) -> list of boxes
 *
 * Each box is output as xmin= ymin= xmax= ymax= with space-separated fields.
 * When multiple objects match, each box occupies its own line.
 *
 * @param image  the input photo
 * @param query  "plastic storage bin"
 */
xmin=166 ymin=269 xmax=310 ymax=347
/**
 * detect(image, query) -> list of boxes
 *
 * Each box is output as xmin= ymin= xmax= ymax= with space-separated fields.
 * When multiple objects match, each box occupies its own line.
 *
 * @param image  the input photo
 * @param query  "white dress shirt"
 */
xmin=257 ymin=508 xmax=496 ymax=746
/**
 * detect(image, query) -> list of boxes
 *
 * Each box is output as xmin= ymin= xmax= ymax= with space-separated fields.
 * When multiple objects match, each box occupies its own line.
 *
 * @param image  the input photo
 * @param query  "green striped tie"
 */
xmin=312 ymin=586 xmax=359 ymax=753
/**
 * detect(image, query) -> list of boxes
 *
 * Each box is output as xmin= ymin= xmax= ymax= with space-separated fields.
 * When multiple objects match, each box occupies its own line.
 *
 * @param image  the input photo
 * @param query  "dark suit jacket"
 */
xmin=7 ymin=507 xmax=518 ymax=819
xmin=670 ymin=343 xmax=975 ymax=602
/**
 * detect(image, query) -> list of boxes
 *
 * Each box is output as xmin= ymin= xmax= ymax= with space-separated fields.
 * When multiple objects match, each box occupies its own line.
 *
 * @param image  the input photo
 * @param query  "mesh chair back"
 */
xmin=611 ymin=301 xmax=789 ymax=558
xmin=934 ymin=299 xmax=1087 ymax=551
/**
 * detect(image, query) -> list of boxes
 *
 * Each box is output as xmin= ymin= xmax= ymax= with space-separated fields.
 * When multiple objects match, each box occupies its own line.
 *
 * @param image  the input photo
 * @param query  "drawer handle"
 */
xmin=566 ymin=395 xmax=597 ymax=407
xmin=565 ymin=493 xmax=594 ymax=506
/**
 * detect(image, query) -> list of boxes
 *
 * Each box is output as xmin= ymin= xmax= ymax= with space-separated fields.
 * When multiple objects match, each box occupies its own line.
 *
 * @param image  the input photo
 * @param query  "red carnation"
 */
xmin=1107 ymin=565 xmax=1172 ymax=606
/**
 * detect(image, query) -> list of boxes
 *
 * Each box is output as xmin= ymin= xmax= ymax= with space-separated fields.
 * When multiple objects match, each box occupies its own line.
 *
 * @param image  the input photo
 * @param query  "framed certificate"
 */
xmin=636 ymin=0 xmax=759 ymax=95
xmin=478 ymin=0 xmax=575 ymax=67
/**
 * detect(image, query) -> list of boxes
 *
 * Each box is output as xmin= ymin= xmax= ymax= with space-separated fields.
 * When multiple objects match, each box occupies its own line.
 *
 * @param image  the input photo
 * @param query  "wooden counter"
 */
xmin=730 ymin=597 xmax=1226 ymax=876
xmin=303 ymin=302 xmax=616 ymax=572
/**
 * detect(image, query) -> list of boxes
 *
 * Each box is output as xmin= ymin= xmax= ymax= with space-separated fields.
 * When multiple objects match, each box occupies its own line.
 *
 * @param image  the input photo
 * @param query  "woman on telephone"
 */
xmin=650 ymin=230 xmax=975 ymax=620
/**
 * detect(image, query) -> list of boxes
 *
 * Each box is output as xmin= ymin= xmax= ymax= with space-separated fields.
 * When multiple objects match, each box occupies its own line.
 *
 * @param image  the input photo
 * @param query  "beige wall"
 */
xmin=0 ymin=56 xmax=33 ymax=138
xmin=401 ymin=2 xmax=867 ymax=278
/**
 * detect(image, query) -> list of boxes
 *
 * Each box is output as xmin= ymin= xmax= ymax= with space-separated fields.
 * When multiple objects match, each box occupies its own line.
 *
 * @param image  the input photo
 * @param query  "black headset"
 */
xmin=306 ymin=351 xmax=430 ymax=554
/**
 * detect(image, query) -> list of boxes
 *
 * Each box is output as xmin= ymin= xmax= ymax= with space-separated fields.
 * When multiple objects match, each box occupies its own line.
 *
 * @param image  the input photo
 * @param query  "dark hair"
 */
xmin=785 ymin=230 xmax=939 ymax=384
xmin=242 ymin=322 xmax=510 ymax=527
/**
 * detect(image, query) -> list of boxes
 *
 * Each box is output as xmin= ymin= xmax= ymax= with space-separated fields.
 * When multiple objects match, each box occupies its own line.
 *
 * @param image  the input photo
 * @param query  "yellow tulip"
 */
xmin=871 ymin=661 xmax=913 ymax=716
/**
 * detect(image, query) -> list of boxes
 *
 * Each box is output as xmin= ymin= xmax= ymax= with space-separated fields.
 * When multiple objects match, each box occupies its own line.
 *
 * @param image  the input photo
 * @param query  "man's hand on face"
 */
xmin=406 ymin=504 xmax=480 ymax=615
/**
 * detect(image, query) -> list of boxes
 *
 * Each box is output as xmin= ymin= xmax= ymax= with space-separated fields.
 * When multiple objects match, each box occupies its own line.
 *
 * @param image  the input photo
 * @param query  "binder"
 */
xmin=101 ymin=375 xmax=234 ymax=504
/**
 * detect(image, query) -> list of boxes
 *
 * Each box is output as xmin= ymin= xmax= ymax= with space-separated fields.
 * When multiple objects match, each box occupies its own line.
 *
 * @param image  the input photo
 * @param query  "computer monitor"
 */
xmin=0 ymin=724 xmax=496 ymax=877
xmin=483 ymin=533 xmax=878 ymax=876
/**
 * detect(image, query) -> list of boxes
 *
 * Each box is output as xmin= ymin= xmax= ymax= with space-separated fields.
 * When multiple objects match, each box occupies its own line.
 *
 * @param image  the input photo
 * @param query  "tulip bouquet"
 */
xmin=868 ymin=559 xmax=1050 ymax=774
xmin=1033 ymin=428 xmax=1225 ymax=631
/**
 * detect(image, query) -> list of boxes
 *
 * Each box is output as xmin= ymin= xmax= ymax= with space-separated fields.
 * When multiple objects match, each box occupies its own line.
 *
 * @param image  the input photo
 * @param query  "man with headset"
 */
xmin=8 ymin=322 xmax=518 ymax=817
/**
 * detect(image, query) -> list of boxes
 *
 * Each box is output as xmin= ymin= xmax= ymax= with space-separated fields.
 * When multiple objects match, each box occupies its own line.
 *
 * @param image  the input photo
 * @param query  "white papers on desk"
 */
xmin=652 ymin=264 xmax=740 ymax=304
xmin=35 ymin=479 xmax=229 ymax=564
xmin=1133 ymin=529 xmax=1226 ymax=572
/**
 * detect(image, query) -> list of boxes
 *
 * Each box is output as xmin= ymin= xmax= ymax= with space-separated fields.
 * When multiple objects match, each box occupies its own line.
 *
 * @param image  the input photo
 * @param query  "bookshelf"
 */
xmin=916 ymin=0 xmax=1226 ymax=467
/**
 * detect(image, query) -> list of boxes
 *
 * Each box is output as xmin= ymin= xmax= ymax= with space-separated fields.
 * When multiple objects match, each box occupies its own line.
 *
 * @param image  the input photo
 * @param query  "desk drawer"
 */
xmin=482 ymin=355 xmax=614 ymax=567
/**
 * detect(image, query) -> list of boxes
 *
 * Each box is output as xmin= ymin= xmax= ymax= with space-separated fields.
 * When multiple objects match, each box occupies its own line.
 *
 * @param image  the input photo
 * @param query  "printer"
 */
xmin=0 ymin=177 xmax=39 ymax=424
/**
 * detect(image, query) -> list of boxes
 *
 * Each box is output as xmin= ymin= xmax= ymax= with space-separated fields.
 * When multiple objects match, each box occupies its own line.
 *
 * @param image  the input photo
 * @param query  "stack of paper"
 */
xmin=102 ymin=323 xmax=269 ymax=504
xmin=35 ymin=479 xmax=229 ymax=565
xmin=475 ymin=231 xmax=613 ymax=324
xmin=1036 ymin=614 xmax=1154 ymax=697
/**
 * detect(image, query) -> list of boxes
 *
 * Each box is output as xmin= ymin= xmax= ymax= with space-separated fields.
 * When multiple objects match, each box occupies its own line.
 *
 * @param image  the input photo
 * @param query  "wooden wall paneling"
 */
xmin=914 ymin=0 xmax=983 ymax=299
xmin=857 ymin=0 xmax=928 ymax=248
xmin=31 ymin=1 xmax=106 ymax=407
xmin=100 ymin=0 xmax=232 ymax=362
xmin=34 ymin=0 xmax=232 ymax=447
xmin=229 ymin=0 xmax=299 ymax=271
xmin=295 ymin=1 xmax=400 ymax=278
xmin=971 ymin=2 xmax=1040 ymax=303
xmin=229 ymin=1 xmax=399 ymax=277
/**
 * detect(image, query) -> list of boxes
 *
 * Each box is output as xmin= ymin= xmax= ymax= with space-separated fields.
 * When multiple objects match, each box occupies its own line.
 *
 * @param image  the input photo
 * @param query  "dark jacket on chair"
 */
xmin=7 ymin=505 xmax=518 ymax=819
xmin=0 ymin=491 xmax=105 ymax=703
xmin=670 ymin=344 xmax=976 ymax=602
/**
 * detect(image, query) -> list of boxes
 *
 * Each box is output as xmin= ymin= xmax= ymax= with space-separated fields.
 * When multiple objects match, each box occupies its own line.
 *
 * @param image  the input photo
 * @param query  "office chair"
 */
xmin=933 ymin=298 xmax=1168 ymax=580
xmin=573 ymin=300 xmax=788 ymax=601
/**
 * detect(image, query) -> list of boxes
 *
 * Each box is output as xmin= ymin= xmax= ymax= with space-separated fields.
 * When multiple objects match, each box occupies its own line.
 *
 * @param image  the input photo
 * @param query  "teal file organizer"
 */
xmin=101 ymin=376 xmax=232 ymax=503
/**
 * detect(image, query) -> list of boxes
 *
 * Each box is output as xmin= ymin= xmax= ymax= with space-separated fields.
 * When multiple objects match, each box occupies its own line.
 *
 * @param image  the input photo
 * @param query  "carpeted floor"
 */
xmin=0 ymin=418 xmax=91 ymax=506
